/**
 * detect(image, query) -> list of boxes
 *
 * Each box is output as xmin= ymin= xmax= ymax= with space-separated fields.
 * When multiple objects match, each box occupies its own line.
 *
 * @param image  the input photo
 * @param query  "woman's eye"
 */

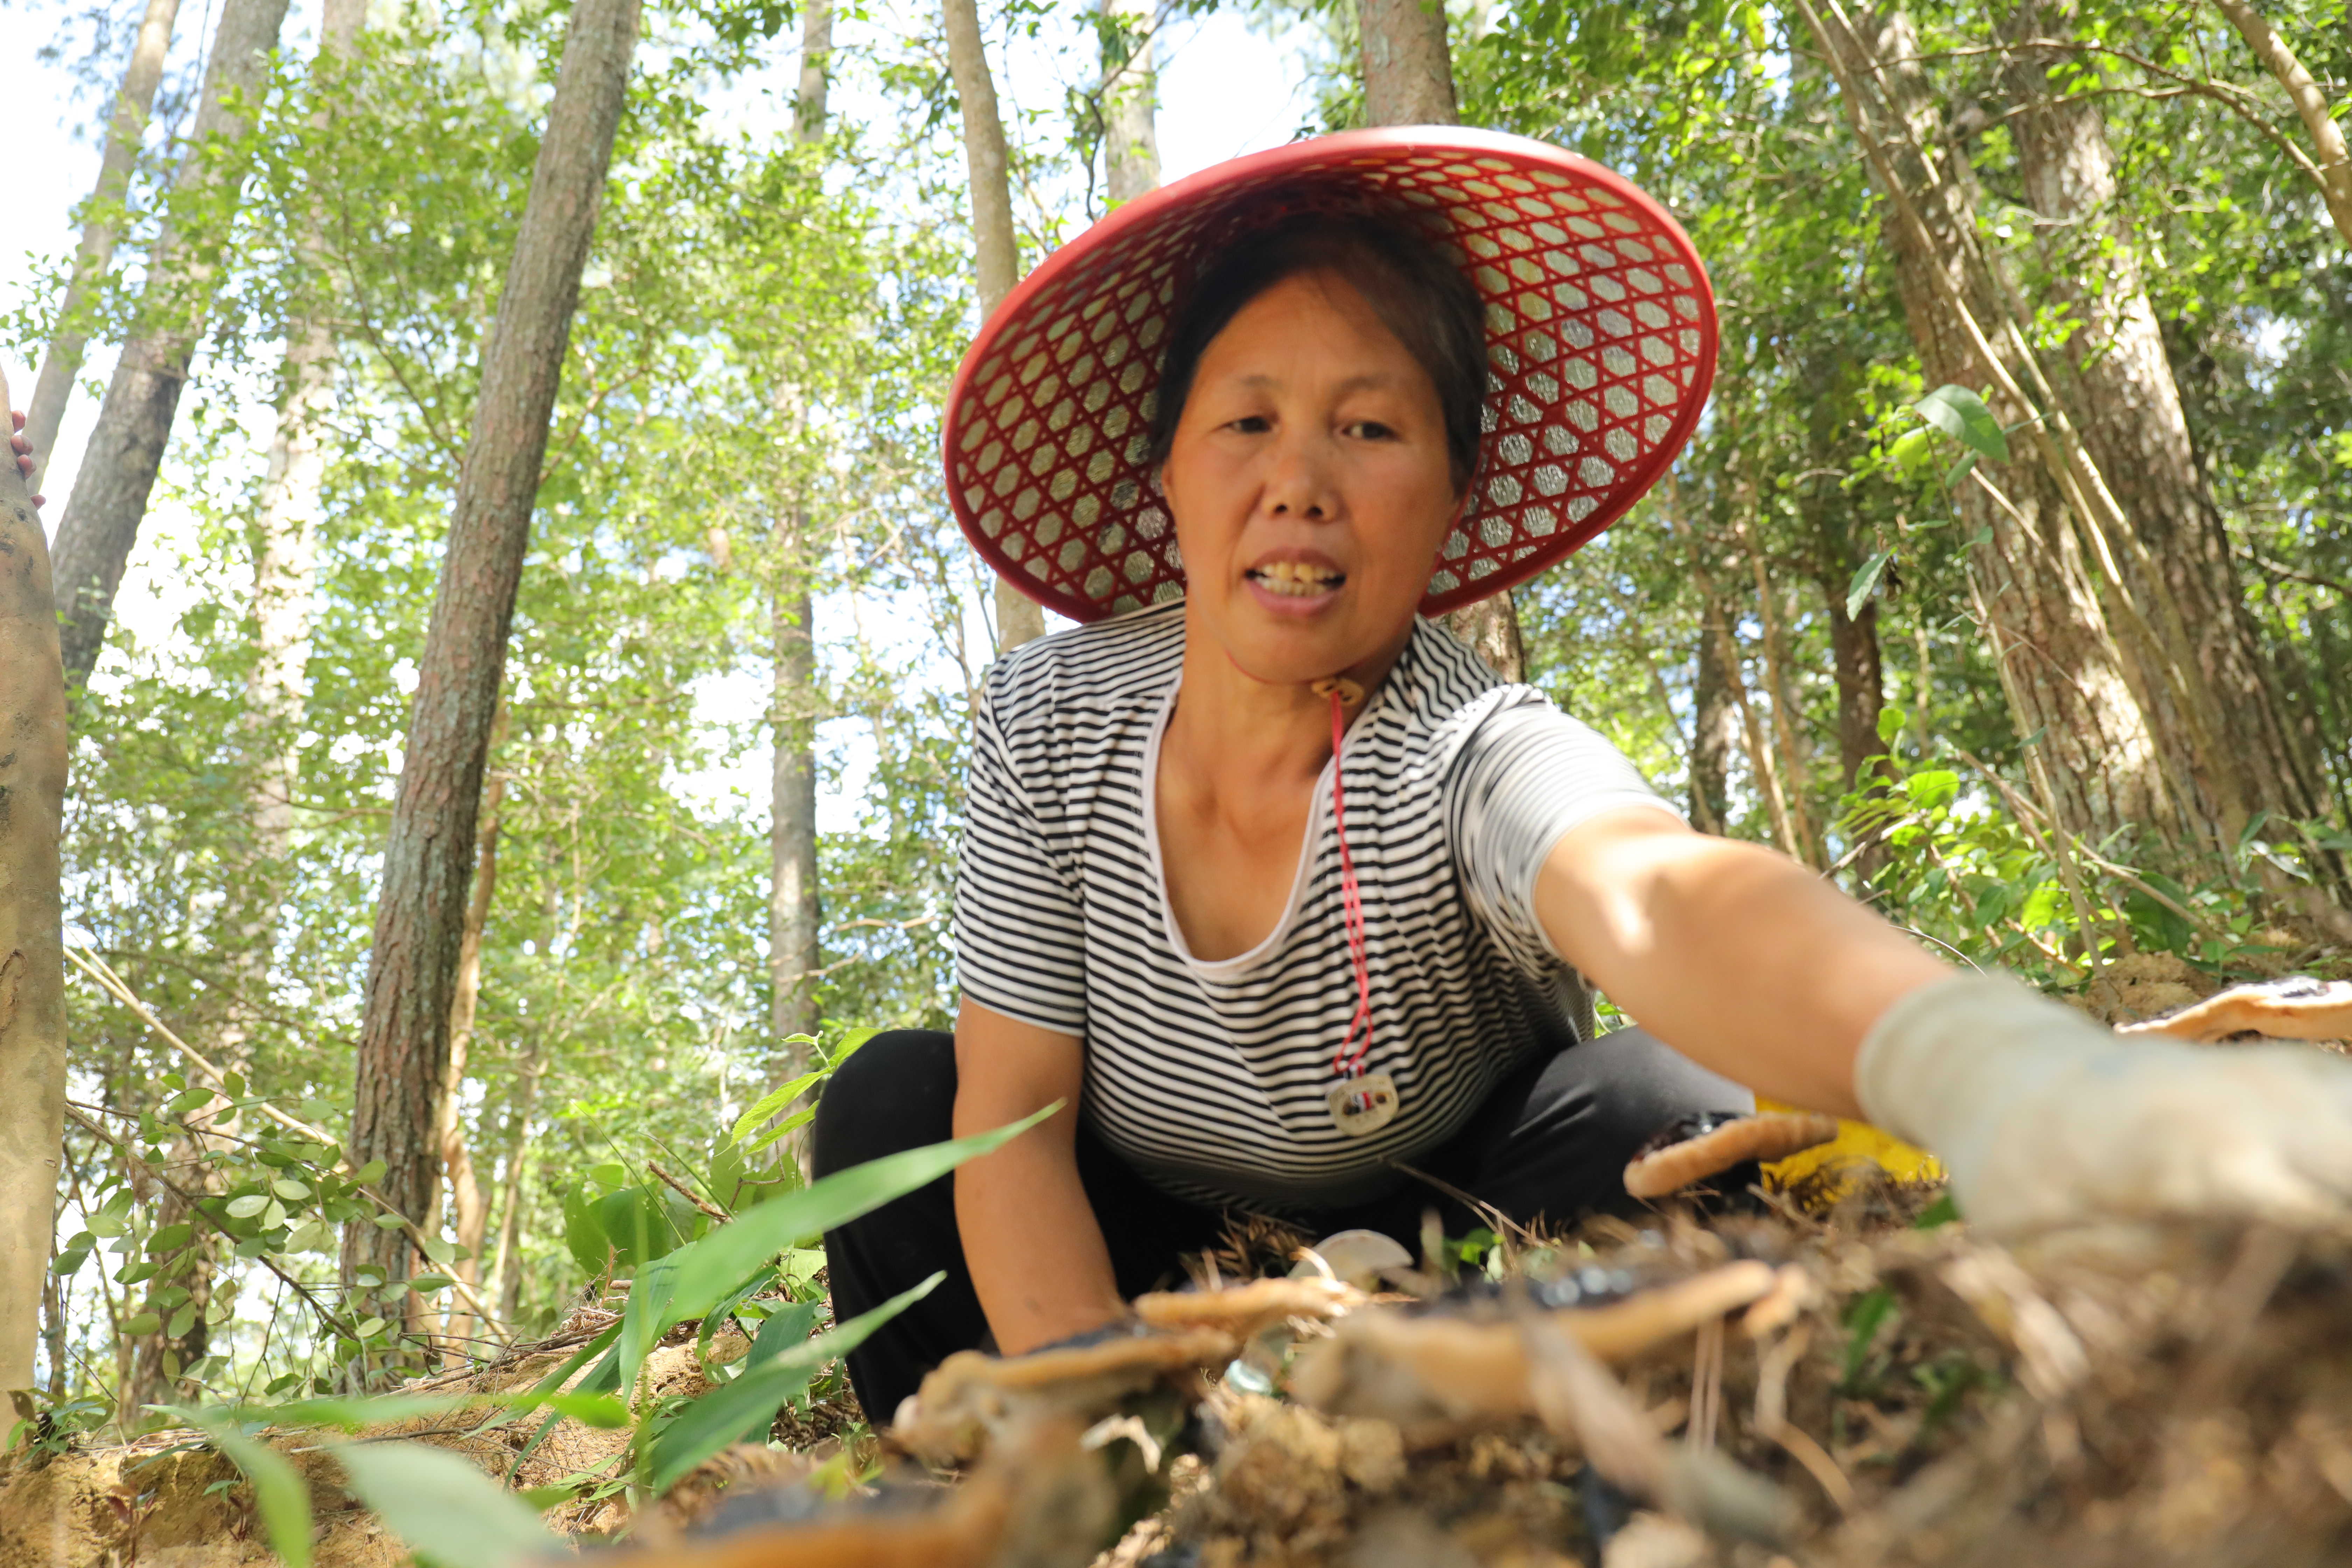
xmin=1226 ymin=414 xmax=1272 ymax=434
xmin=1345 ymin=420 xmax=1399 ymax=441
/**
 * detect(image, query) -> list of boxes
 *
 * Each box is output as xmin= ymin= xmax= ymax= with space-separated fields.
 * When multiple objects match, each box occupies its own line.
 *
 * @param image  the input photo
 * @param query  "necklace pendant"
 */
xmin=1328 ymin=1071 xmax=1400 ymax=1137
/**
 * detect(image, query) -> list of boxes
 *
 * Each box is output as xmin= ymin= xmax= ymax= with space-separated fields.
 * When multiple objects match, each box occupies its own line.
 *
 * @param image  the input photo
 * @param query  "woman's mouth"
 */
xmin=1247 ymin=561 xmax=1344 ymax=597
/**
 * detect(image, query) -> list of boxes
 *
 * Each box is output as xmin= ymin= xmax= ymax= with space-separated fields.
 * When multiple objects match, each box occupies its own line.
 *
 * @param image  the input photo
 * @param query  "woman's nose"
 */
xmin=1263 ymin=430 xmax=1337 ymax=520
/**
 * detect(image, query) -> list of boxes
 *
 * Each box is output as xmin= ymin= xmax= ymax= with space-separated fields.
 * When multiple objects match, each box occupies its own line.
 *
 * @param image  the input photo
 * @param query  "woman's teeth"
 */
xmin=1250 ymin=562 xmax=1342 ymax=597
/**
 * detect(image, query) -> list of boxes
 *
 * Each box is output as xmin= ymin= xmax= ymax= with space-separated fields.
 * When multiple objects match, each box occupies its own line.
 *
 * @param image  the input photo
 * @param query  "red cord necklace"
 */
xmin=1312 ymin=676 xmax=1400 ymax=1137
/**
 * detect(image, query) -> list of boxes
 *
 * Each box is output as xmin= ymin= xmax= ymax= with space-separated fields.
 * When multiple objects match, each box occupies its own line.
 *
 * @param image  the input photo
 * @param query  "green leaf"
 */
xmin=353 ymin=1160 xmax=388 ymax=1186
xmin=225 ymin=1194 xmax=271 ymax=1220
xmin=125 ymin=1311 xmax=162 ymax=1336
xmin=372 ymin=1214 xmax=407 ymax=1230
xmin=1844 ymin=550 xmax=1892 ymax=619
xmin=335 ymin=1441 xmax=560 ymax=1568
xmin=649 ymin=1273 xmax=942 ymax=1493
xmin=617 ymin=1105 xmax=1057 ymax=1395
xmin=355 ymin=1316 xmax=388 ymax=1339
xmin=147 ymin=1223 xmax=194 ymax=1255
xmin=1903 ymin=770 xmax=1959 ymax=810
xmin=730 ymin=1071 xmax=826 ymax=1146
xmin=738 ymin=1106 xmax=815 ymax=1154
xmin=1942 ymin=452 xmax=1979 ymax=491
xmin=180 ymin=1411 xmax=314 ymax=1568
xmin=165 ymin=1087 xmax=214 ymax=1117
xmin=1912 ymin=1192 xmax=1960 ymax=1230
xmin=1914 ymin=385 xmax=2009 ymax=463
xmin=272 ymin=1178 xmax=312 ymax=1201
xmin=168 ymin=1302 xmax=198 ymax=1338
xmin=1876 ymin=706 xmax=1906 ymax=746
xmin=748 ymin=1299 xmax=822 ymax=1366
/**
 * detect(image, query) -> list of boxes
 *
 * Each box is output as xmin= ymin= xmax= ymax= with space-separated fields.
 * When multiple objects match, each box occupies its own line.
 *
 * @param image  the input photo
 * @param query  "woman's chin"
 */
xmin=1204 ymin=607 xmax=1404 ymax=691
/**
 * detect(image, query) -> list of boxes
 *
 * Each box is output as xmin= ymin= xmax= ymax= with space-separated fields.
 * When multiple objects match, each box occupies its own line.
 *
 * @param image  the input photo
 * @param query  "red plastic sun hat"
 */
xmin=943 ymin=127 xmax=1718 ymax=624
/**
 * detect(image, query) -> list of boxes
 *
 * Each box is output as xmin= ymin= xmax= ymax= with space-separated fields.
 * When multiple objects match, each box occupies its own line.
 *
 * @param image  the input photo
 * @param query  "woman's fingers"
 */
xmin=10 ymin=413 xmax=44 ymax=507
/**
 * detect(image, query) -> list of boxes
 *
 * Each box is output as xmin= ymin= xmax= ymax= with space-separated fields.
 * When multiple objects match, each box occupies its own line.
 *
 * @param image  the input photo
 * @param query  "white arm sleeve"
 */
xmin=1448 ymin=694 xmax=1682 ymax=966
xmin=951 ymin=683 xmax=1088 ymax=1034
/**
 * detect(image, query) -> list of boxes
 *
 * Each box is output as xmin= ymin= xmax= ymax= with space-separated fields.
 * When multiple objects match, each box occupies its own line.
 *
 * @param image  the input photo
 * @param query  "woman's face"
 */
xmin=1160 ymin=271 xmax=1460 ymax=688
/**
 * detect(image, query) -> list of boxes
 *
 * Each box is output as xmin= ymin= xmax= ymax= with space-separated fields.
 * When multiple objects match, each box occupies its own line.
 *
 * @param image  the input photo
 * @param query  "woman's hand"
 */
xmin=1858 ymin=973 xmax=2352 ymax=1231
xmin=952 ymin=1000 xmax=1128 ymax=1354
xmin=10 ymin=412 xmax=44 ymax=509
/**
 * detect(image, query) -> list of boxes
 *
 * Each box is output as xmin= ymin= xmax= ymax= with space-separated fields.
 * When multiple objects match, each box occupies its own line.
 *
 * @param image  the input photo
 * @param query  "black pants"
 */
xmin=810 ymin=1027 xmax=1751 ymax=1421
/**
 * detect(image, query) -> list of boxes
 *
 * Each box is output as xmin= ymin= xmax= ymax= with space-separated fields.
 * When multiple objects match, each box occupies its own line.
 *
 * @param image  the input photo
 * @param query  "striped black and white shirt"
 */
xmin=954 ymin=600 xmax=1676 ymax=1210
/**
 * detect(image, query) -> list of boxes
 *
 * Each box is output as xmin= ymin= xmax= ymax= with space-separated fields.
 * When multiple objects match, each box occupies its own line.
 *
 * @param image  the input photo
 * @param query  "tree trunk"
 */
xmin=1689 ymin=613 xmax=1737 ymax=835
xmin=768 ymin=0 xmax=831 ymax=1112
xmin=1353 ymin=0 xmax=1526 ymax=679
xmin=1357 ymin=0 xmax=1458 ymax=123
xmin=1825 ymin=593 xmax=1885 ymax=791
xmin=0 ymin=367 xmax=71 ymax=1394
xmin=342 ymin=0 xmax=640 ymax=1297
xmin=23 ymin=0 xmax=182 ymax=492
xmin=47 ymin=0 xmax=293 ymax=696
xmin=2005 ymin=14 xmax=2331 ymax=833
xmin=488 ymin=1037 xmax=545 ymax=1328
xmin=942 ymin=0 xmax=1047 ymax=653
xmin=1807 ymin=0 xmax=2190 ymax=850
xmin=1100 ymin=0 xmax=1158 ymax=203
xmin=435 ymin=772 xmax=502 ymax=1356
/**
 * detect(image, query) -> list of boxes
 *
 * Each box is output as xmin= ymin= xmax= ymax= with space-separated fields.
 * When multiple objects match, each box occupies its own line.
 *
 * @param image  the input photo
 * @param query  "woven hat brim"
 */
xmin=944 ymin=127 xmax=1719 ymax=625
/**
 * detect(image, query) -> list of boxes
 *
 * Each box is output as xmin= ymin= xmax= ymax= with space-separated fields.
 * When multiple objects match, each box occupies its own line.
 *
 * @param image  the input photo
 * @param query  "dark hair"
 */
xmin=1145 ymin=210 xmax=1490 ymax=492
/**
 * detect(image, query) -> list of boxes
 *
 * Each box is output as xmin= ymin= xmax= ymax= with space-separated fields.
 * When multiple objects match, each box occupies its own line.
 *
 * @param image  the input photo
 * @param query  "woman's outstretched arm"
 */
xmin=1532 ymin=805 xmax=1947 ymax=1118
xmin=952 ymin=999 xmax=1127 ymax=1354
xmin=1533 ymin=805 xmax=2352 ymax=1230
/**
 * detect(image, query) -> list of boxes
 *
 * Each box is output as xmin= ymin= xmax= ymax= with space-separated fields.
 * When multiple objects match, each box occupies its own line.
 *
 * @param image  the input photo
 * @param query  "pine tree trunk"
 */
xmin=768 ymin=0 xmax=831 ymax=1111
xmin=342 ymin=0 xmax=641 ymax=1298
xmin=1100 ymin=0 xmax=1158 ymax=203
xmin=2005 ymin=14 xmax=2331 ymax=834
xmin=435 ymin=773 xmax=501 ymax=1356
xmin=942 ymin=0 xmax=1047 ymax=653
xmin=0 ymin=367 xmax=71 ymax=1394
xmin=1809 ymin=1 xmax=2190 ymax=850
xmin=1354 ymin=0 xmax=1526 ymax=679
xmin=47 ymin=0 xmax=293 ymax=695
xmin=23 ymin=0 xmax=182 ymax=492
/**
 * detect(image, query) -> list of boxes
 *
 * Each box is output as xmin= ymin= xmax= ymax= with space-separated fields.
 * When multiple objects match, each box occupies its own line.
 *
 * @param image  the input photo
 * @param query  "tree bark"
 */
xmin=435 ymin=772 xmax=501 ymax=1356
xmin=2005 ymin=14 xmax=2330 ymax=833
xmin=1358 ymin=0 xmax=1458 ymax=124
xmin=1825 ymin=593 xmax=1886 ymax=791
xmin=47 ymin=0 xmax=293 ymax=696
xmin=1100 ymin=0 xmax=1159 ymax=203
xmin=342 ymin=0 xmax=641 ymax=1295
xmin=769 ymin=0 xmax=831 ymax=1109
xmin=1689 ymin=613 xmax=1737 ymax=835
xmin=1806 ymin=0 xmax=2190 ymax=850
xmin=0 ymin=367 xmax=71 ymax=1394
xmin=23 ymin=0 xmax=182 ymax=492
xmin=942 ymin=0 xmax=1047 ymax=652
xmin=1353 ymin=0 xmax=1527 ymax=679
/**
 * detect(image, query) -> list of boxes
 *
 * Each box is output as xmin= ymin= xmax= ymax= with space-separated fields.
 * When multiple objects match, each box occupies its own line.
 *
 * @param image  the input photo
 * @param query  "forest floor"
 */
xmin=5 ymin=948 xmax=2350 ymax=1568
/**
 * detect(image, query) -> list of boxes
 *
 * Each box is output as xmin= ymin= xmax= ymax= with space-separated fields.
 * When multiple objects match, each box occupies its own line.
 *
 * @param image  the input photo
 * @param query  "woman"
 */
xmin=812 ymin=130 xmax=2352 ymax=1422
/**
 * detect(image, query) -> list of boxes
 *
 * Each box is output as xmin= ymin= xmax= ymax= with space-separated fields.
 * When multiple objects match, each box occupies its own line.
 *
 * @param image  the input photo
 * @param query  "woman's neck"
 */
xmin=1165 ymin=611 xmax=1417 ymax=792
